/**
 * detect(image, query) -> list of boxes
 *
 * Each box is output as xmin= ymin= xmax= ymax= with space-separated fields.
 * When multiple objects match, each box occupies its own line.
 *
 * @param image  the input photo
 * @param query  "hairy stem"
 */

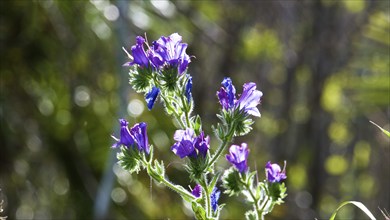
xmin=200 ymin=175 xmax=212 ymax=218
xmin=146 ymin=162 xmax=195 ymax=202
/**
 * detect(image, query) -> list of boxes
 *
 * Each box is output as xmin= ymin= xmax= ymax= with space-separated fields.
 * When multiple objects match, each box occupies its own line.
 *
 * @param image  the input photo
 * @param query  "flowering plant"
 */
xmin=112 ymin=33 xmax=287 ymax=220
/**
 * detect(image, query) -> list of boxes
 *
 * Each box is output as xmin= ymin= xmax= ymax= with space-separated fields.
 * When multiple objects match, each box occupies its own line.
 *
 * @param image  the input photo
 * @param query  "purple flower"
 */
xmin=191 ymin=184 xmax=202 ymax=198
xmin=194 ymin=131 xmax=210 ymax=158
xmin=236 ymin=82 xmax=263 ymax=117
xmin=217 ymin=77 xmax=262 ymax=117
xmin=217 ymin=78 xmax=236 ymax=110
xmin=210 ymin=187 xmax=221 ymax=212
xmin=125 ymin=36 xmax=150 ymax=68
xmin=130 ymin=122 xmax=150 ymax=154
xmin=185 ymin=76 xmax=192 ymax=103
xmin=145 ymin=87 xmax=160 ymax=110
xmin=265 ymin=161 xmax=287 ymax=183
xmin=112 ymin=119 xmax=134 ymax=148
xmin=171 ymin=128 xmax=196 ymax=158
xmin=150 ymin=33 xmax=191 ymax=75
xmin=226 ymin=143 xmax=249 ymax=173
xmin=111 ymin=119 xmax=150 ymax=154
xmin=171 ymin=128 xmax=210 ymax=159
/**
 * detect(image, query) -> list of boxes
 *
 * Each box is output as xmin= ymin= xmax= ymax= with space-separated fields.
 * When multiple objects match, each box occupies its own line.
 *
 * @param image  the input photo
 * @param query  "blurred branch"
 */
xmin=93 ymin=1 xmax=134 ymax=219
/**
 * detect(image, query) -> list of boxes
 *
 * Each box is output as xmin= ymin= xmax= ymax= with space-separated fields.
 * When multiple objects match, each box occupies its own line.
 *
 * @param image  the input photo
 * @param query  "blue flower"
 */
xmin=171 ymin=128 xmax=210 ymax=159
xmin=226 ymin=143 xmax=249 ymax=173
xmin=150 ymin=33 xmax=191 ymax=75
xmin=145 ymin=87 xmax=160 ymax=110
xmin=210 ymin=187 xmax=221 ymax=212
xmin=217 ymin=77 xmax=262 ymax=117
xmin=194 ymin=131 xmax=209 ymax=158
xmin=130 ymin=122 xmax=150 ymax=154
xmin=171 ymin=128 xmax=196 ymax=158
xmin=112 ymin=119 xmax=134 ymax=148
xmin=265 ymin=161 xmax=287 ymax=183
xmin=112 ymin=119 xmax=150 ymax=155
xmin=124 ymin=36 xmax=150 ymax=68
xmin=217 ymin=78 xmax=236 ymax=110
xmin=185 ymin=75 xmax=192 ymax=103
xmin=191 ymin=184 xmax=202 ymax=198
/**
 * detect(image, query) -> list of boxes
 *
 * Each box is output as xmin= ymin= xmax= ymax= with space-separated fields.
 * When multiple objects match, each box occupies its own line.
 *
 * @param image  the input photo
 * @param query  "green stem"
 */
xmin=208 ymin=138 xmax=229 ymax=168
xmin=180 ymin=89 xmax=192 ymax=129
xmin=160 ymin=93 xmax=187 ymax=129
xmin=160 ymin=177 xmax=195 ymax=201
xmin=258 ymin=196 xmax=269 ymax=215
xmin=208 ymin=123 xmax=236 ymax=168
xmin=144 ymin=160 xmax=195 ymax=202
xmin=200 ymin=175 xmax=212 ymax=218
xmin=241 ymin=179 xmax=262 ymax=220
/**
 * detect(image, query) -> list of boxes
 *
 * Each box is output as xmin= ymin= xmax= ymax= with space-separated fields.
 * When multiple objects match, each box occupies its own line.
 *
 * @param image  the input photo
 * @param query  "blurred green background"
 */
xmin=1 ymin=0 xmax=389 ymax=219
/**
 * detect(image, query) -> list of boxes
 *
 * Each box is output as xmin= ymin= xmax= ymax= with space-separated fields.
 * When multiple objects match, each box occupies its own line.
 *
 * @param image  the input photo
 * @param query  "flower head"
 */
xmin=145 ymin=87 xmax=160 ymax=110
xmin=150 ymin=33 xmax=191 ymax=75
xmin=124 ymin=36 xmax=150 ymax=68
xmin=211 ymin=187 xmax=221 ymax=212
xmin=185 ymin=75 xmax=193 ymax=103
xmin=130 ymin=122 xmax=150 ymax=154
xmin=236 ymin=82 xmax=263 ymax=117
xmin=111 ymin=119 xmax=150 ymax=154
xmin=217 ymin=77 xmax=262 ymax=117
xmin=112 ymin=119 xmax=134 ymax=148
xmin=226 ymin=143 xmax=249 ymax=173
xmin=217 ymin=77 xmax=236 ymax=110
xmin=265 ymin=161 xmax=287 ymax=183
xmin=171 ymin=128 xmax=196 ymax=158
xmin=171 ymin=128 xmax=210 ymax=159
xmin=191 ymin=184 xmax=202 ymax=198
xmin=194 ymin=131 xmax=210 ymax=158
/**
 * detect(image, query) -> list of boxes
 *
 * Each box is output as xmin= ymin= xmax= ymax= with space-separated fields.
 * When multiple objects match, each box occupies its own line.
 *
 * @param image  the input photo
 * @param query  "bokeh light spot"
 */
xmin=38 ymin=98 xmax=54 ymax=116
xmin=127 ymin=99 xmax=144 ymax=117
xmin=111 ymin=187 xmax=127 ymax=204
xmin=56 ymin=109 xmax=71 ymax=125
xmin=26 ymin=135 xmax=42 ymax=152
xmin=74 ymin=86 xmax=91 ymax=107
xmin=16 ymin=205 xmax=34 ymax=220
xmin=53 ymin=177 xmax=69 ymax=196
xmin=294 ymin=191 xmax=312 ymax=209
xmin=104 ymin=4 xmax=119 ymax=21
xmin=325 ymin=155 xmax=348 ymax=175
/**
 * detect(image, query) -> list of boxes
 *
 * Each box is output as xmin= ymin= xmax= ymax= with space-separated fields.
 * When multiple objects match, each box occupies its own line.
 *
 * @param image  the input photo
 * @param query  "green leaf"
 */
xmin=329 ymin=201 xmax=376 ymax=220
xmin=187 ymin=156 xmax=209 ymax=182
xmin=117 ymin=146 xmax=141 ymax=174
xmin=255 ymin=182 xmax=265 ymax=201
xmin=245 ymin=210 xmax=257 ymax=220
xmin=160 ymin=68 xmax=179 ymax=91
xmin=221 ymin=167 xmax=244 ymax=196
xmin=267 ymin=182 xmax=287 ymax=205
xmin=129 ymin=67 xmax=154 ymax=92
xmin=208 ymin=172 xmax=222 ymax=193
xmin=193 ymin=115 xmax=203 ymax=136
xmin=370 ymin=121 xmax=390 ymax=138
xmin=154 ymin=160 xmax=165 ymax=177
xmin=192 ymin=201 xmax=207 ymax=220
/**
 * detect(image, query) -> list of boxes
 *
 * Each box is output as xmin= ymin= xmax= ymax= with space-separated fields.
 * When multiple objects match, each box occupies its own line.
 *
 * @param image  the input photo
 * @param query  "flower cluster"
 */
xmin=124 ymin=33 xmax=192 ymax=110
xmin=217 ymin=77 xmax=263 ymax=117
xmin=171 ymin=128 xmax=210 ymax=159
xmin=112 ymin=33 xmax=287 ymax=220
xmin=124 ymin=33 xmax=191 ymax=74
xmin=215 ymin=77 xmax=263 ymax=138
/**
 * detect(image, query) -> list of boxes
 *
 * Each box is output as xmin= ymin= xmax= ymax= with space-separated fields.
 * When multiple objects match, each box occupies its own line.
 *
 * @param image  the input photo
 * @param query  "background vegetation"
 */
xmin=1 ymin=0 xmax=389 ymax=219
